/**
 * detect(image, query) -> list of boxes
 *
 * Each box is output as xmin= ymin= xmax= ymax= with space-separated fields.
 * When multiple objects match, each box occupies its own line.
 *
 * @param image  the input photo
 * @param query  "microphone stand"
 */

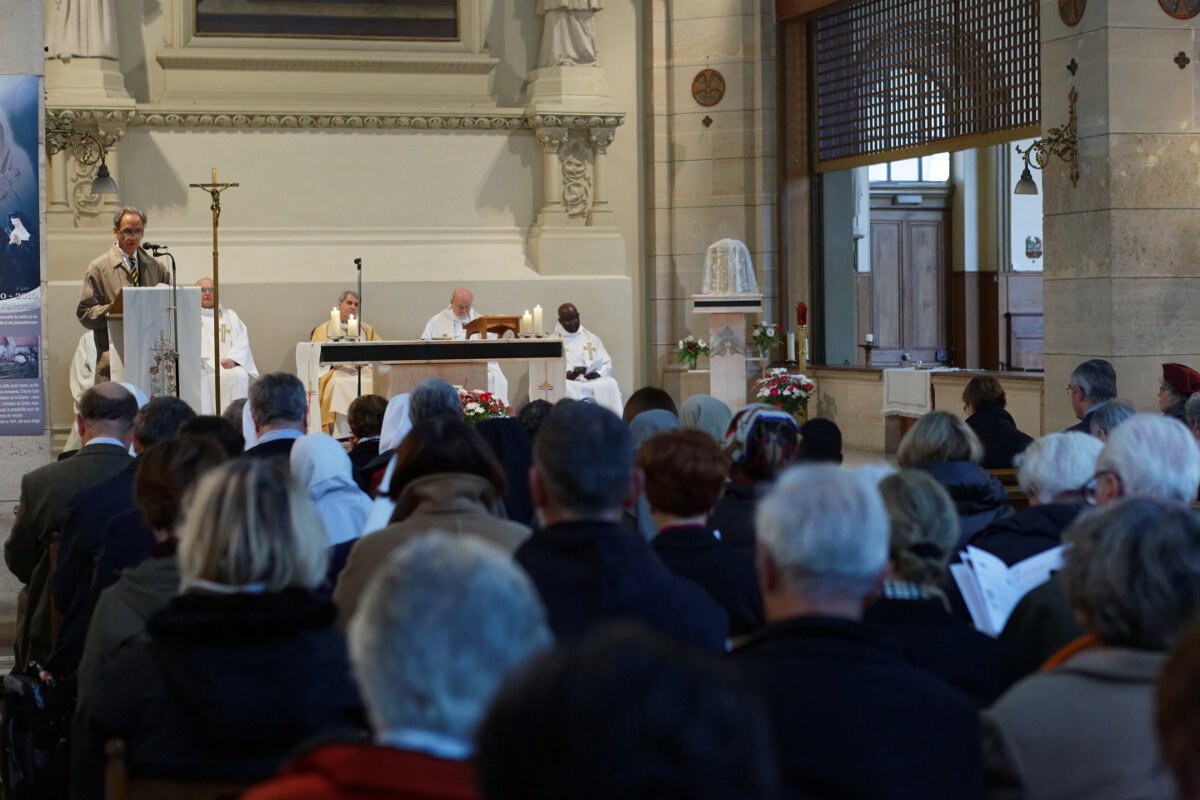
xmin=354 ymin=257 xmax=363 ymax=397
xmin=147 ymin=245 xmax=181 ymax=399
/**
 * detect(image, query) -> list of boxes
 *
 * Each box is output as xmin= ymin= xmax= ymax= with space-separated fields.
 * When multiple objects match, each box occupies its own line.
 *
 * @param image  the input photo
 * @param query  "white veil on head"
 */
xmin=702 ymin=238 xmax=758 ymax=296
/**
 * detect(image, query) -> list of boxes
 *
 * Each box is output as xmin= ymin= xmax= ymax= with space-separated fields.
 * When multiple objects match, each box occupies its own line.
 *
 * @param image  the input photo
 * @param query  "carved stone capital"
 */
xmin=536 ymin=127 xmax=569 ymax=154
xmin=589 ymin=127 xmax=616 ymax=153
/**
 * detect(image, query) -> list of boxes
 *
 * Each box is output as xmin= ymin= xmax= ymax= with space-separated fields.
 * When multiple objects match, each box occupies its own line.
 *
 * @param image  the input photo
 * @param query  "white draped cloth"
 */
xmin=420 ymin=307 xmax=509 ymax=404
xmin=553 ymin=322 xmax=622 ymax=415
xmin=199 ymin=305 xmax=258 ymax=415
xmin=64 ymin=331 xmax=97 ymax=452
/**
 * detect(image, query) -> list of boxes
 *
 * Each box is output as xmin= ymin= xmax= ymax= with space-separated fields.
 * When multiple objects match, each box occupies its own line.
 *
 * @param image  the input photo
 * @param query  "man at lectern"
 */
xmin=310 ymin=290 xmax=382 ymax=437
xmin=420 ymin=286 xmax=508 ymax=404
xmin=76 ymin=207 xmax=168 ymax=381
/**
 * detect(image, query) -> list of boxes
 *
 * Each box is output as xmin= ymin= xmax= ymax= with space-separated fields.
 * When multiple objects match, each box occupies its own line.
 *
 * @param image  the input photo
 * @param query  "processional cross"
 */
xmin=190 ymin=168 xmax=239 ymax=414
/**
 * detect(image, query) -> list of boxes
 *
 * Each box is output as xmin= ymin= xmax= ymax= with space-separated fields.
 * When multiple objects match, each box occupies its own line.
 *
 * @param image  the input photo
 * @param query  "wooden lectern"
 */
xmin=464 ymin=316 xmax=521 ymax=339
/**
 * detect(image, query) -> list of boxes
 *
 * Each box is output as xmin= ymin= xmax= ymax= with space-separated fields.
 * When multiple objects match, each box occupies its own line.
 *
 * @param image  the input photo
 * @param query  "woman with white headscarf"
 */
xmin=290 ymin=433 xmax=371 ymax=582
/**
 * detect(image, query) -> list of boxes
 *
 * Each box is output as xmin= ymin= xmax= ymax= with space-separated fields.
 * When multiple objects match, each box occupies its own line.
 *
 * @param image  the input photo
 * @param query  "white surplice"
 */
xmin=553 ymin=322 xmax=622 ymax=415
xmin=420 ymin=307 xmax=509 ymax=404
xmin=199 ymin=305 xmax=259 ymax=415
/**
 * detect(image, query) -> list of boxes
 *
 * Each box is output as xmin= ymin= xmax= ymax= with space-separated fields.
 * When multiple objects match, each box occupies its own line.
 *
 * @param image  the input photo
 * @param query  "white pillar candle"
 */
xmin=787 ymin=333 xmax=796 ymax=361
xmin=330 ymin=307 xmax=340 ymax=328
xmin=522 ymin=310 xmax=533 ymax=335
xmin=533 ymin=305 xmax=544 ymax=335
xmin=347 ymin=315 xmax=359 ymax=337
xmin=865 ymin=333 xmax=874 ymax=343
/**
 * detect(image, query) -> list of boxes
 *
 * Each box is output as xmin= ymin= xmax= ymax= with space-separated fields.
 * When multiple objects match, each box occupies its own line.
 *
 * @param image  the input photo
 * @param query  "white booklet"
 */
xmin=950 ymin=544 xmax=1067 ymax=636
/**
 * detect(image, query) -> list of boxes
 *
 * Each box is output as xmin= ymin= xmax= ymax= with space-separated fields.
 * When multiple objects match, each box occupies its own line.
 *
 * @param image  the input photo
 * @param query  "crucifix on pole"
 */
xmin=190 ymin=167 xmax=239 ymax=415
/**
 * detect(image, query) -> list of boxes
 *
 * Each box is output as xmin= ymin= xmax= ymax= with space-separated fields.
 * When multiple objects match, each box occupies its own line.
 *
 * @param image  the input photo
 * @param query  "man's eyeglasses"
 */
xmin=1081 ymin=469 xmax=1118 ymax=506
xmin=1065 ymin=383 xmax=1079 ymax=396
xmin=118 ymin=228 xmax=144 ymax=238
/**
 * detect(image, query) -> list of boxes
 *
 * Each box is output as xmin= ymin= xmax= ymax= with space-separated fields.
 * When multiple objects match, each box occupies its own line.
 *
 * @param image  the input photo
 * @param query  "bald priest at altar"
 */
xmin=310 ymin=290 xmax=381 ymax=436
xmin=420 ymin=286 xmax=509 ymax=404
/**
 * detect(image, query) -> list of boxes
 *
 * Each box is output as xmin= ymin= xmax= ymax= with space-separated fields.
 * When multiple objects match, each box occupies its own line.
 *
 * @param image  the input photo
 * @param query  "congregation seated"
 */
xmin=76 ymin=436 xmax=228 ymax=702
xmin=706 ymin=404 xmax=801 ymax=554
xmin=477 ymin=624 xmax=780 ymax=800
xmin=333 ymin=414 xmax=530 ymax=626
xmin=516 ymin=398 xmax=553 ymax=441
xmin=621 ymin=385 xmax=677 ymax=424
xmin=244 ymin=533 xmax=552 ymax=800
xmin=72 ymin=459 xmax=364 ymax=798
xmin=243 ymin=372 xmax=309 ymax=462
xmin=345 ymin=394 xmax=386 ymax=493
xmin=475 ymin=417 xmax=536 ymax=526
xmin=968 ymin=432 xmax=1101 ymax=566
xmin=1088 ymin=398 xmax=1135 ymax=441
xmin=677 ymin=393 xmax=733 ymax=443
xmin=863 ymin=469 xmax=1010 ymax=705
xmin=1001 ymin=413 xmax=1200 ymax=678
xmin=359 ymin=379 xmax=461 ymax=496
xmin=897 ymin=410 xmax=1012 ymax=546
xmin=984 ymin=499 xmax=1200 ymax=799
xmin=1158 ymin=618 xmax=1200 ymax=800
xmin=962 ymin=375 xmax=1034 ymax=469
xmin=515 ymin=401 xmax=728 ymax=653
xmin=730 ymin=465 xmax=983 ymax=799
xmin=638 ymin=429 xmax=764 ymax=637
xmin=623 ymin=409 xmax=681 ymax=540
xmin=795 ymin=416 xmax=843 ymax=464
xmin=290 ymin=433 xmax=371 ymax=585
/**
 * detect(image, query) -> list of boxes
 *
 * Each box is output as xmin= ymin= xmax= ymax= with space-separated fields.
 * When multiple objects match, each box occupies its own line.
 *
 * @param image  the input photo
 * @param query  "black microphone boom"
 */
xmin=143 ymin=242 xmax=168 ymax=252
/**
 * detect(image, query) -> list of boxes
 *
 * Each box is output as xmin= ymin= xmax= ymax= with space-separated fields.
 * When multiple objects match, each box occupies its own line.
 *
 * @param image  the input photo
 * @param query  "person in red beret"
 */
xmin=1160 ymin=363 xmax=1200 ymax=421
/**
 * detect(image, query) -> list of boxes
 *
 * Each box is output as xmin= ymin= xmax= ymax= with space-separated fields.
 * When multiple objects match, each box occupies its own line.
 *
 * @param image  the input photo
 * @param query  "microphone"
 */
xmin=144 ymin=242 xmax=168 ymax=253
xmin=353 ymin=258 xmax=362 ymax=266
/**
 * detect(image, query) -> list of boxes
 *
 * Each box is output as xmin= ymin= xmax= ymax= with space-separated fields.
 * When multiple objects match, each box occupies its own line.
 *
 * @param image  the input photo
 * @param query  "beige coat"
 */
xmin=76 ymin=244 xmax=167 ymax=378
xmin=332 ymin=472 xmax=530 ymax=626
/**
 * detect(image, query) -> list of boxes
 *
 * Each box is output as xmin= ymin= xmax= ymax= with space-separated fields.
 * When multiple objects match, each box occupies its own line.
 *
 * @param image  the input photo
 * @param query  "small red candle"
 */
xmin=796 ymin=302 xmax=807 ymax=326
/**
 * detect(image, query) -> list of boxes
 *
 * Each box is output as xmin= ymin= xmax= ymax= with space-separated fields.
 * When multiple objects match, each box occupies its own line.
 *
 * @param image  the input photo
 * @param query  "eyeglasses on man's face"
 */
xmin=1081 ymin=469 xmax=1119 ymax=506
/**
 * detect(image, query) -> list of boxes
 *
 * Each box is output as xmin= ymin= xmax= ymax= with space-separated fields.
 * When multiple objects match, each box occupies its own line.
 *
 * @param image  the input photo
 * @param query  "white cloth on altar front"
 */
xmin=553 ymin=322 xmax=622 ymax=415
xmin=420 ymin=307 xmax=509 ymax=404
xmin=296 ymin=342 xmax=324 ymax=435
xmin=116 ymin=286 xmax=202 ymax=411
xmin=65 ymin=331 xmax=97 ymax=452
xmin=881 ymin=369 xmax=931 ymax=418
xmin=199 ymin=305 xmax=258 ymax=415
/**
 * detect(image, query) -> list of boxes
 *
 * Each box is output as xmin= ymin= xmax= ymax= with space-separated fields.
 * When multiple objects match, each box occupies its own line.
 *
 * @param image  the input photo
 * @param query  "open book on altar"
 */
xmin=950 ymin=544 xmax=1067 ymax=636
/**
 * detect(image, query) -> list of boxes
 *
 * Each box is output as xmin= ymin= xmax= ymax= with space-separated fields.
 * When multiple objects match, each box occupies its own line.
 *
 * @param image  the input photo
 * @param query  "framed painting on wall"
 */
xmin=194 ymin=0 xmax=460 ymax=40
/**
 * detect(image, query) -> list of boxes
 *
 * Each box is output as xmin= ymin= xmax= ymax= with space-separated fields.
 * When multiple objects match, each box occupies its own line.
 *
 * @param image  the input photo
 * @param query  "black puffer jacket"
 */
xmin=913 ymin=461 xmax=1012 ymax=546
xmin=968 ymin=503 xmax=1084 ymax=566
xmin=73 ymin=590 xmax=364 ymax=799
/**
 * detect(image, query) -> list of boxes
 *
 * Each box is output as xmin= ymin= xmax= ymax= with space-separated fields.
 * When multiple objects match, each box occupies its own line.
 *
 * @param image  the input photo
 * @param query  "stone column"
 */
xmin=1041 ymin=2 xmax=1200 ymax=428
xmin=589 ymin=127 xmax=614 ymax=219
xmin=535 ymin=126 xmax=568 ymax=220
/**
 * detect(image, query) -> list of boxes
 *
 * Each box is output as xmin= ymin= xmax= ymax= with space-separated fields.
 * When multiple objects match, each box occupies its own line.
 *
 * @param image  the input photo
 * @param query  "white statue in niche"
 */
xmin=702 ymin=238 xmax=759 ymax=295
xmin=538 ymin=0 xmax=604 ymax=67
xmin=45 ymin=0 xmax=119 ymax=60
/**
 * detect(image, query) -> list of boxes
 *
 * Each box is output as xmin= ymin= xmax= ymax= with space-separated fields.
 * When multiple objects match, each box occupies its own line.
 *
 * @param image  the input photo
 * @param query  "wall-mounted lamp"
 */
xmin=45 ymin=115 xmax=118 ymax=195
xmin=1014 ymin=87 xmax=1078 ymax=195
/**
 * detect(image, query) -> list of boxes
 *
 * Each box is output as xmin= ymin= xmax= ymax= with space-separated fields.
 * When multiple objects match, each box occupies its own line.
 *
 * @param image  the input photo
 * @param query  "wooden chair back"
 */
xmin=989 ymin=467 xmax=1030 ymax=511
xmin=105 ymin=740 xmax=251 ymax=800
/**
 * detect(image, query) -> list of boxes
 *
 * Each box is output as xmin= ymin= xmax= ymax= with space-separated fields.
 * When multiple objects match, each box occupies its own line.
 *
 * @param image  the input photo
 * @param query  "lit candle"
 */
xmin=533 ymin=305 xmax=543 ymax=335
xmin=330 ymin=307 xmax=340 ymax=328
xmin=522 ymin=310 xmax=533 ymax=335
xmin=787 ymin=333 xmax=796 ymax=362
xmin=865 ymin=333 xmax=874 ymax=344
xmin=347 ymin=315 xmax=359 ymax=337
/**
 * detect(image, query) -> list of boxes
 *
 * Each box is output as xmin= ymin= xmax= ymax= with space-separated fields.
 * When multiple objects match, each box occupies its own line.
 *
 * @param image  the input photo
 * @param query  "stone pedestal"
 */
xmin=691 ymin=294 xmax=763 ymax=412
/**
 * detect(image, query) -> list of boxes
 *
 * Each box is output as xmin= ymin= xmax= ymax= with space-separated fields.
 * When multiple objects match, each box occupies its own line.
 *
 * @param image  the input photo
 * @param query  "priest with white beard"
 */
xmin=554 ymin=302 xmax=622 ymax=415
xmin=419 ymin=286 xmax=509 ymax=404
xmin=197 ymin=277 xmax=258 ymax=415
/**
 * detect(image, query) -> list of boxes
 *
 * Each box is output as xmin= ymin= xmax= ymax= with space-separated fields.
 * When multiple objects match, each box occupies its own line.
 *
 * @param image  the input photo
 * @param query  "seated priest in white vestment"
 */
xmin=419 ymin=286 xmax=509 ymax=404
xmin=310 ymin=290 xmax=382 ymax=437
xmin=197 ymin=278 xmax=259 ymax=415
xmin=554 ymin=302 xmax=622 ymax=415
xmin=63 ymin=331 xmax=98 ymax=452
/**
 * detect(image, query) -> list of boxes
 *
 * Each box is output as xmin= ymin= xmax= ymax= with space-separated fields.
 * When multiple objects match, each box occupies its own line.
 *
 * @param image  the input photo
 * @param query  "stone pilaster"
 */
xmin=1041 ymin=1 xmax=1200 ymax=428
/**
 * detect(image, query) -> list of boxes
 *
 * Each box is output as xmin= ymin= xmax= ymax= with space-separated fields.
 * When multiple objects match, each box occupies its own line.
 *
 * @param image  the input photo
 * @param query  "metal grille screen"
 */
xmin=813 ymin=0 xmax=1039 ymax=172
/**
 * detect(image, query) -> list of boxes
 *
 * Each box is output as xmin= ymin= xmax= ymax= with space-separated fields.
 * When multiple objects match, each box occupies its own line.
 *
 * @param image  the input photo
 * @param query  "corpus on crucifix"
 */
xmin=189 ymin=168 xmax=239 ymax=414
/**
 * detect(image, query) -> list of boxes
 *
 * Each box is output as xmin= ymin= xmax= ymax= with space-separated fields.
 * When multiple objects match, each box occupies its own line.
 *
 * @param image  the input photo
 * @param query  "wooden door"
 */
xmin=865 ymin=208 xmax=948 ymax=367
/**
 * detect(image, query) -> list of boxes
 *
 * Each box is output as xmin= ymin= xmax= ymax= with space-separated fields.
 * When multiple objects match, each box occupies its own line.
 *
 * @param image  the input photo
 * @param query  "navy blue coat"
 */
xmin=516 ymin=520 xmax=729 ymax=655
xmin=652 ymin=524 xmax=764 ymax=637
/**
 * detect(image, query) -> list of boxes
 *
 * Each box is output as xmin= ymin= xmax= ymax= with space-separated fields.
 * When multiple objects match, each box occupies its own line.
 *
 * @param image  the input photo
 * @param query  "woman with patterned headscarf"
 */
xmin=706 ymin=404 xmax=801 ymax=554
